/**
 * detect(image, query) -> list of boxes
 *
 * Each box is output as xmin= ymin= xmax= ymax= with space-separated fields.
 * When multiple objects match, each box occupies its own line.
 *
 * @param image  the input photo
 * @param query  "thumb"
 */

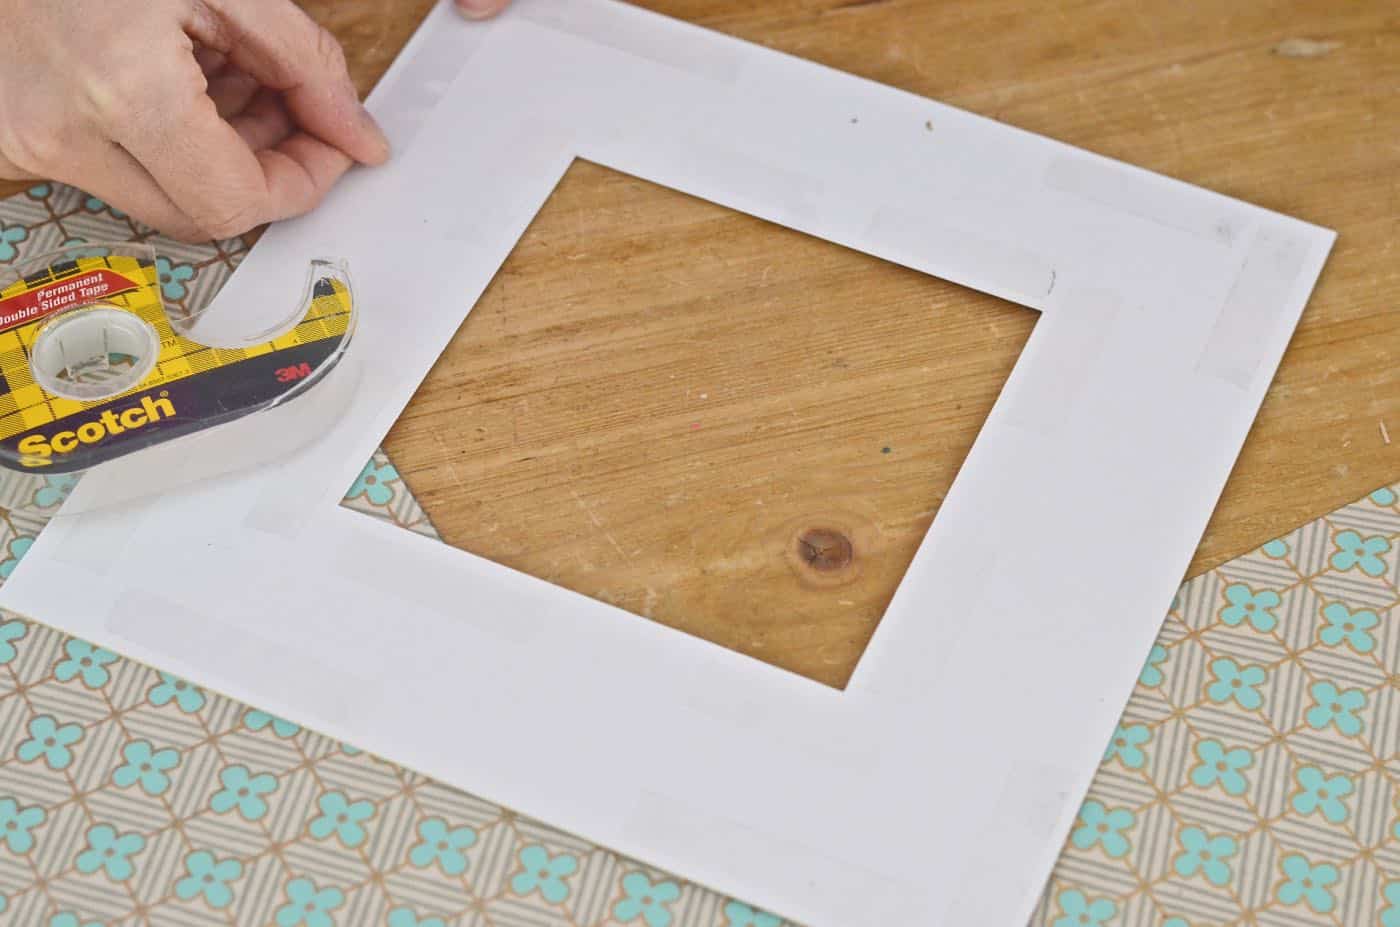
xmin=455 ymin=0 xmax=511 ymax=20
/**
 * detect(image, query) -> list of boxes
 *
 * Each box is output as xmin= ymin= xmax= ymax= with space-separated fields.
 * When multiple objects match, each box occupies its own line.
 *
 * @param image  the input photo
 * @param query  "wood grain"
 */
xmin=385 ymin=159 xmax=1034 ymax=687
xmin=4 ymin=1 xmax=1396 ymax=688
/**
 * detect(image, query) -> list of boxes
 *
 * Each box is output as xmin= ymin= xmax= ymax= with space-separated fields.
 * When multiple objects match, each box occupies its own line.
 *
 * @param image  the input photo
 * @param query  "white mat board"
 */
xmin=1 ymin=2 xmax=1335 ymax=924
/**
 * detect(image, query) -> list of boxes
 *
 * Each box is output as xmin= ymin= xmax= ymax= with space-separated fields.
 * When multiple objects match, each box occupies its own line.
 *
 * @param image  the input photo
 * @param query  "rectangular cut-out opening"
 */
xmin=365 ymin=160 xmax=1036 ymax=689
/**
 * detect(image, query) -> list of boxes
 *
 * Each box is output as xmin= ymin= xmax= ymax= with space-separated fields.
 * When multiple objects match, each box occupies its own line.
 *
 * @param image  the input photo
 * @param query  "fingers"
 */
xmin=227 ymin=90 xmax=295 ymax=152
xmin=103 ymin=52 xmax=266 ymax=238
xmin=188 ymin=0 xmax=389 ymax=167
xmin=112 ymin=58 xmax=352 ymax=240
xmin=255 ymin=133 xmax=355 ymax=221
xmin=192 ymin=44 xmax=227 ymax=77
xmin=206 ymin=67 xmax=261 ymax=120
xmin=196 ymin=41 xmax=259 ymax=120
xmin=25 ymin=1 xmax=384 ymax=241
xmin=455 ymin=0 xmax=511 ymax=19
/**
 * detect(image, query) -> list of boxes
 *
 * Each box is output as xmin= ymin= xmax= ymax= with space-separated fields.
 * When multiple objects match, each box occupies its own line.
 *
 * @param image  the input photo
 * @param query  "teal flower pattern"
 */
xmin=0 ymin=223 xmax=26 ymax=262
xmin=275 ymin=878 xmax=343 ymax=927
xmin=1261 ymin=537 xmax=1290 ymax=558
xmin=1103 ymin=723 xmax=1150 ymax=769
xmin=75 ymin=824 xmax=144 ymax=881
xmin=1383 ymin=881 xmax=1400 ymax=927
xmin=1220 ymin=583 xmax=1280 ymax=632
xmin=347 ymin=458 xmax=398 ymax=505
xmin=1318 ymin=602 xmax=1379 ymax=653
xmin=1173 ymin=827 xmax=1236 ymax=886
xmin=1305 ymin=681 xmax=1367 ymax=736
xmin=245 ymin=709 xmax=300 ymax=738
xmin=1206 ymin=658 xmax=1267 ymax=710
xmin=408 ymin=817 xmax=477 ymax=875
xmin=17 ymin=715 xmax=83 ymax=770
xmin=210 ymin=765 xmax=277 ymax=821
xmin=723 ymin=901 xmax=782 ymax=927
xmin=0 ymin=798 xmax=45 ymax=854
xmin=1291 ymin=766 xmax=1353 ymax=823
xmin=50 ymin=914 xmax=102 ymax=927
xmin=148 ymin=672 xmax=206 ymax=712
xmin=112 ymin=740 xmax=179 ymax=796
xmin=0 ymin=618 xmax=25 ymax=664
xmin=1138 ymin=644 xmax=1167 ymax=687
xmin=1052 ymin=889 xmax=1116 ymax=927
xmin=175 ymin=850 xmax=242 ymax=909
xmin=0 ymin=535 xmax=30 ymax=578
xmin=1372 ymin=487 xmax=1398 ymax=506
xmin=156 ymin=257 xmax=196 ymax=301
xmin=34 ymin=474 xmax=80 ymax=507
xmin=1277 ymin=853 xmax=1339 ymax=913
xmin=54 ymin=639 xmax=118 ymax=688
xmin=388 ymin=907 xmax=445 ymax=927
xmin=1330 ymin=529 xmax=1391 ymax=576
xmin=1189 ymin=739 xmax=1253 ymax=796
xmin=307 ymin=791 xmax=374 ymax=848
xmin=511 ymin=845 xmax=578 ymax=903
xmin=83 ymin=196 xmax=126 ymax=218
xmin=614 ymin=872 xmax=681 ymax=927
xmin=1070 ymin=800 xmax=1134 ymax=859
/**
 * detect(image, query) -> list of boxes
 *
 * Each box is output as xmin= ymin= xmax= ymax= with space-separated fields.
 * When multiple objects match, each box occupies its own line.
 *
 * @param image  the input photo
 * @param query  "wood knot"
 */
xmin=797 ymin=528 xmax=853 ymax=572
xmin=777 ymin=511 xmax=874 ymax=588
xmin=784 ymin=519 xmax=867 ymax=588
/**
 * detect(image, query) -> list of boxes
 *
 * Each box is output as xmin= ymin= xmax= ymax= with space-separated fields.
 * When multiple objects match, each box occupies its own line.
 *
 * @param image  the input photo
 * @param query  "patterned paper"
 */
xmin=0 ymin=184 xmax=1396 ymax=927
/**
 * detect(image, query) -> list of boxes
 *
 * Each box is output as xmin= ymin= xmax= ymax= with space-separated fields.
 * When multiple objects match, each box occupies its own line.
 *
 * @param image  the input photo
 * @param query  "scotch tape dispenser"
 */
xmin=0 ymin=242 xmax=357 ymax=512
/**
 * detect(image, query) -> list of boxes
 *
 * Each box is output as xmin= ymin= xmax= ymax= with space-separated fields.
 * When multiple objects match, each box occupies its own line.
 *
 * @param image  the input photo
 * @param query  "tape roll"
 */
xmin=0 ymin=243 xmax=356 ymax=502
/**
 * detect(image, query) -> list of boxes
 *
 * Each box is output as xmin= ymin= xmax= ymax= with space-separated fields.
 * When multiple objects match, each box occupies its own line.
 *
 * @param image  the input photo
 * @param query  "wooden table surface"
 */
xmin=8 ymin=1 xmax=1397 ymax=689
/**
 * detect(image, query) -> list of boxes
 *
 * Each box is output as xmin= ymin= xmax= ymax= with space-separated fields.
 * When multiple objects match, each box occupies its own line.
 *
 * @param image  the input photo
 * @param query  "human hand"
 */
xmin=454 ymin=0 xmax=513 ymax=19
xmin=0 ymin=0 xmax=391 ymax=242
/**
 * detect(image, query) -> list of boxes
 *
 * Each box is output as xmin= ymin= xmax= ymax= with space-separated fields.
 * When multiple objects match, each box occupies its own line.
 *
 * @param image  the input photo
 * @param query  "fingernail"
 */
xmin=358 ymin=103 xmax=392 ymax=164
xmin=454 ymin=0 xmax=507 ymax=20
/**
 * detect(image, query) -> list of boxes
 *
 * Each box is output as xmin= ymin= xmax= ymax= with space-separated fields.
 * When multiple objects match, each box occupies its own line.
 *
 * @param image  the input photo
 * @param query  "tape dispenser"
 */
xmin=0 ymin=242 xmax=356 ymax=512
